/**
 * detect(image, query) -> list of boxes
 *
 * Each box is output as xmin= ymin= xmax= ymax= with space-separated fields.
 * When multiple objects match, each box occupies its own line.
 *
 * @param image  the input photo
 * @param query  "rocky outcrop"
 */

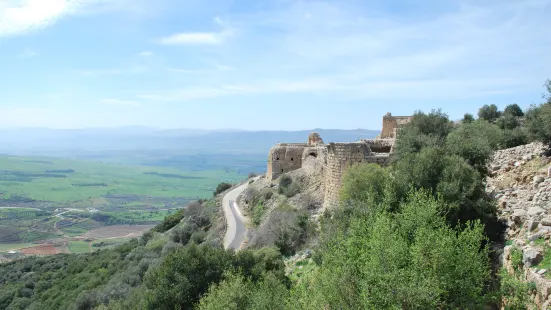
xmin=489 ymin=142 xmax=551 ymax=308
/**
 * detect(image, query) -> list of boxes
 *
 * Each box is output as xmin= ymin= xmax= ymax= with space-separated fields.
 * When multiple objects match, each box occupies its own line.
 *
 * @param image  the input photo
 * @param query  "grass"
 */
xmin=288 ymin=259 xmax=317 ymax=282
xmin=68 ymin=241 xmax=90 ymax=254
xmin=0 ymin=155 xmax=244 ymax=203
xmin=91 ymin=238 xmax=131 ymax=250
xmin=0 ymin=243 xmax=36 ymax=252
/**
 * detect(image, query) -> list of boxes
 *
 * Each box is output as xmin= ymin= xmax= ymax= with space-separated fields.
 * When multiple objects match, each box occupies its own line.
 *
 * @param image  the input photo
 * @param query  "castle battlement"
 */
xmin=266 ymin=113 xmax=411 ymax=209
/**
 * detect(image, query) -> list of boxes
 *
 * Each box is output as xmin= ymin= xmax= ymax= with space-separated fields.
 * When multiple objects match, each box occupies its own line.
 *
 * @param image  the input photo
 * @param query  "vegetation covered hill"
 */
xmin=0 ymin=80 xmax=550 ymax=309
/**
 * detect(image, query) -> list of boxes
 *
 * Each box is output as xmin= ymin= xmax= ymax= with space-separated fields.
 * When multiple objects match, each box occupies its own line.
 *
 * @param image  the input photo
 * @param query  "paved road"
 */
xmin=222 ymin=182 xmax=250 ymax=250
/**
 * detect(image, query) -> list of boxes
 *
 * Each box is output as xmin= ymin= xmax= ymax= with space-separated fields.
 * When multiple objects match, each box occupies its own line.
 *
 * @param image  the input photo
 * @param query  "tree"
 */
xmin=503 ymin=104 xmax=524 ymax=117
xmin=392 ymin=110 xmax=453 ymax=161
xmin=463 ymin=113 xmax=475 ymax=123
xmin=525 ymin=103 xmax=551 ymax=145
xmin=446 ymin=120 xmax=503 ymax=175
xmin=340 ymin=163 xmax=389 ymax=207
xmin=198 ymin=272 xmax=288 ymax=310
xmin=290 ymin=191 xmax=491 ymax=309
xmin=214 ymin=183 xmax=232 ymax=196
xmin=478 ymin=104 xmax=501 ymax=122
xmin=496 ymin=113 xmax=520 ymax=130
xmin=545 ymin=79 xmax=551 ymax=104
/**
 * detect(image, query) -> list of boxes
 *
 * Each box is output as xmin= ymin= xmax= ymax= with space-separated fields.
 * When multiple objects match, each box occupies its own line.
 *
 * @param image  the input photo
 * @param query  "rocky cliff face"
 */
xmin=487 ymin=142 xmax=551 ymax=308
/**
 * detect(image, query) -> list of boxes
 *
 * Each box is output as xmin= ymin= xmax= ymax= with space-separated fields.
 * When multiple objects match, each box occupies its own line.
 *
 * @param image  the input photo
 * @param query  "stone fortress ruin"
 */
xmin=266 ymin=112 xmax=412 ymax=208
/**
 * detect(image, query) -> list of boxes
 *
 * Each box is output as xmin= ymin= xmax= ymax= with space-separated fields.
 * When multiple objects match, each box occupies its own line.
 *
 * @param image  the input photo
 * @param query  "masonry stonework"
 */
xmin=266 ymin=113 xmax=411 ymax=209
xmin=380 ymin=112 xmax=412 ymax=139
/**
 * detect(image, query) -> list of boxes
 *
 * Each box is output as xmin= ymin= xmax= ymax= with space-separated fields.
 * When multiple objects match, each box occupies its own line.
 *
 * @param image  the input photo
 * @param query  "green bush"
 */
xmin=252 ymin=203 xmax=265 ymax=227
xmin=504 ymin=104 xmax=524 ymax=117
xmin=525 ymin=103 xmax=551 ymax=145
xmin=278 ymin=175 xmax=301 ymax=198
xmin=290 ymin=191 xmax=491 ymax=309
xmin=463 ymin=113 xmax=475 ymax=123
xmin=478 ymin=104 xmax=502 ymax=122
xmin=214 ymin=182 xmax=233 ymax=196
xmin=502 ymin=127 xmax=530 ymax=148
xmin=153 ymin=208 xmax=185 ymax=233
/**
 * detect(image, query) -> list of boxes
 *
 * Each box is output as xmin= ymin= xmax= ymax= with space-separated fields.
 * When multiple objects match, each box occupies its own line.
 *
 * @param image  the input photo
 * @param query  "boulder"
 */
xmin=542 ymin=217 xmax=551 ymax=226
xmin=528 ymin=206 xmax=546 ymax=217
xmin=523 ymin=248 xmax=544 ymax=267
xmin=512 ymin=209 xmax=527 ymax=223
xmin=528 ymin=220 xmax=541 ymax=232
xmin=535 ymin=175 xmax=546 ymax=185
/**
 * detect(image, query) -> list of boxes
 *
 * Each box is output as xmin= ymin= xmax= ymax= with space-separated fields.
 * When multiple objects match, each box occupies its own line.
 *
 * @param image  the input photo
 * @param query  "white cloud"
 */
xmin=158 ymin=31 xmax=230 ymax=45
xmin=17 ymin=48 xmax=37 ymax=58
xmin=0 ymin=0 xmax=82 ymax=37
xmin=158 ymin=16 xmax=233 ymax=45
xmin=139 ymin=51 xmax=153 ymax=56
xmin=101 ymin=98 xmax=141 ymax=107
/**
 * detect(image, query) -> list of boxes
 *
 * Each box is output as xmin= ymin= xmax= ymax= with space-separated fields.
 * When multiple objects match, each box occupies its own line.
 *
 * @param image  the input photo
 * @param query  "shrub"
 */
xmin=243 ymin=188 xmax=261 ymax=207
xmin=248 ymin=172 xmax=258 ymax=179
xmin=251 ymin=206 xmax=312 ymax=256
xmin=191 ymin=231 xmax=207 ymax=244
xmin=525 ymin=103 xmax=551 ymax=144
xmin=463 ymin=113 xmax=475 ymax=123
xmin=278 ymin=175 xmax=301 ymax=198
xmin=261 ymin=189 xmax=273 ymax=201
xmin=340 ymin=163 xmax=389 ymax=207
xmin=496 ymin=113 xmax=520 ymax=130
xmin=478 ymin=104 xmax=501 ymax=122
xmin=171 ymin=223 xmax=198 ymax=245
xmin=214 ymin=183 xmax=232 ymax=196
xmin=153 ymin=209 xmax=185 ymax=233
xmin=502 ymin=127 xmax=529 ymax=148
xmin=252 ymin=203 xmax=265 ymax=227
xmin=279 ymin=175 xmax=292 ymax=189
xmin=503 ymin=104 xmax=524 ymax=117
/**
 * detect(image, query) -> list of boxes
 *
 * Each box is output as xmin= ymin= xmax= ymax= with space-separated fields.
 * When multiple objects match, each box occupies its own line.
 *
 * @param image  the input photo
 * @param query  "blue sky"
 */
xmin=0 ymin=0 xmax=550 ymax=130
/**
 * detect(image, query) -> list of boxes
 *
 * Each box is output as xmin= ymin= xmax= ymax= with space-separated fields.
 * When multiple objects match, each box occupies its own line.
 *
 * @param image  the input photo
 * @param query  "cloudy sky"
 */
xmin=0 ymin=0 xmax=550 ymax=130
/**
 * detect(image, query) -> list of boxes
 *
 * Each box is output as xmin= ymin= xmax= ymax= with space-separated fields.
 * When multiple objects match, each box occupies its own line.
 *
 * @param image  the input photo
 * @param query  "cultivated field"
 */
xmin=0 ymin=154 xmax=246 ymax=257
xmin=79 ymin=225 xmax=155 ymax=239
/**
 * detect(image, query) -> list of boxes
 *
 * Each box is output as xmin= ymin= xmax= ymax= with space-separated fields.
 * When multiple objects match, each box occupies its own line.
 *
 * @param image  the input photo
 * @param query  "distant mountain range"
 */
xmin=0 ymin=128 xmax=379 ymax=155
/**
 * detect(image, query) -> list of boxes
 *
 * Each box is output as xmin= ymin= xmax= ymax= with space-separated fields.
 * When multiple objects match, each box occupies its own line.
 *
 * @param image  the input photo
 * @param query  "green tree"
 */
xmin=478 ymin=104 xmax=502 ymax=122
xmin=340 ymin=163 xmax=389 ymax=207
xmin=392 ymin=109 xmax=453 ymax=161
xmin=503 ymin=104 xmax=524 ymax=117
xmin=290 ymin=191 xmax=491 ymax=309
xmin=198 ymin=272 xmax=288 ymax=310
xmin=525 ymin=103 xmax=551 ymax=145
xmin=463 ymin=113 xmax=475 ymax=123
xmin=497 ymin=113 xmax=520 ymax=130
xmin=446 ymin=120 xmax=503 ymax=175
xmin=142 ymin=244 xmax=234 ymax=310
xmin=214 ymin=183 xmax=232 ymax=196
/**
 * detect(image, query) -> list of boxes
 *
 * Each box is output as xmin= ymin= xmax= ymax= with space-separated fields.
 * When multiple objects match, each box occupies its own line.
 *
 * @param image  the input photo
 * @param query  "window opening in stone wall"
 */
xmin=291 ymin=158 xmax=294 ymax=161
xmin=281 ymin=169 xmax=284 ymax=173
xmin=276 ymin=157 xmax=280 ymax=160
xmin=370 ymin=146 xmax=392 ymax=153
xmin=309 ymin=152 xmax=317 ymax=158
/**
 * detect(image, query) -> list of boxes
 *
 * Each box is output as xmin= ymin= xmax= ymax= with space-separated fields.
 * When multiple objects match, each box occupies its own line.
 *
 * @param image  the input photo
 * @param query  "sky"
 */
xmin=0 ymin=0 xmax=550 ymax=130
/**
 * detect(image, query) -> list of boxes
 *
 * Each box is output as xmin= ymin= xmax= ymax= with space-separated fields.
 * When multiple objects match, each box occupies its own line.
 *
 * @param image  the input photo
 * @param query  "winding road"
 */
xmin=222 ymin=182 xmax=250 ymax=250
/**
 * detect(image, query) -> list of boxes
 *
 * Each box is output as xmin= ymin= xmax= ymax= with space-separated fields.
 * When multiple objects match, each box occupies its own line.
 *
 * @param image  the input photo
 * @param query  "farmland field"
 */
xmin=0 ymin=154 xmax=246 ymax=256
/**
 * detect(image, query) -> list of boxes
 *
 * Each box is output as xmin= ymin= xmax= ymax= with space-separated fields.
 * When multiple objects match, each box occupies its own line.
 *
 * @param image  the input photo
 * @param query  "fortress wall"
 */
xmin=381 ymin=114 xmax=412 ymax=139
xmin=267 ymin=146 xmax=306 ymax=179
xmin=322 ymin=143 xmax=372 ymax=209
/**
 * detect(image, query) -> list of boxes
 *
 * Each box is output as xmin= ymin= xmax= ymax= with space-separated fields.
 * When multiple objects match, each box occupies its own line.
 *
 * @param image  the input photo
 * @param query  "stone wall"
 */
xmin=267 ymin=146 xmax=306 ymax=179
xmin=266 ymin=113 xmax=411 ymax=208
xmin=380 ymin=113 xmax=412 ymax=139
xmin=323 ymin=143 xmax=373 ymax=209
